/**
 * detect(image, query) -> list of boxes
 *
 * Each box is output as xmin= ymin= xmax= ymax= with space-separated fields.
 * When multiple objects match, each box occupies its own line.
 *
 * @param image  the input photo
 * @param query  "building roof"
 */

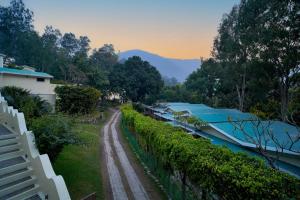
xmin=154 ymin=102 xmax=300 ymax=154
xmin=0 ymin=67 xmax=53 ymax=78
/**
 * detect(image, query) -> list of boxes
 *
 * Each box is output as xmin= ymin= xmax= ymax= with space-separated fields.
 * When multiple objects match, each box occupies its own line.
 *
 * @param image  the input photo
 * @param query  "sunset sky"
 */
xmin=2 ymin=0 xmax=239 ymax=59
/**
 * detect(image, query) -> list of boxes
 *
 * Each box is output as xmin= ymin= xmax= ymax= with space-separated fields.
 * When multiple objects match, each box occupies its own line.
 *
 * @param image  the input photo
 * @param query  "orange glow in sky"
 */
xmin=2 ymin=0 xmax=239 ymax=59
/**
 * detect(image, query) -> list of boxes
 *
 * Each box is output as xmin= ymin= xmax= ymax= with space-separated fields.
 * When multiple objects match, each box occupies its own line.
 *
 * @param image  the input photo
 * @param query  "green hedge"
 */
xmin=121 ymin=105 xmax=300 ymax=200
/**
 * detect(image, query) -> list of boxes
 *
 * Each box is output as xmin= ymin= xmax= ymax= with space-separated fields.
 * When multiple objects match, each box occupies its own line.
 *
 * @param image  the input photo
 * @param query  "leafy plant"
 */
xmin=121 ymin=105 xmax=300 ymax=200
xmin=1 ymin=86 xmax=51 ymax=124
xmin=31 ymin=114 xmax=77 ymax=161
xmin=55 ymin=85 xmax=101 ymax=114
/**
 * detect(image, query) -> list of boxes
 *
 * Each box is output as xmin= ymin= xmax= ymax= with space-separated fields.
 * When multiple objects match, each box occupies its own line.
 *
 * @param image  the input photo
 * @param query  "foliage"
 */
xmin=121 ymin=105 xmax=300 ymax=200
xmin=159 ymin=84 xmax=194 ymax=103
xmin=162 ymin=76 xmax=179 ymax=87
xmin=53 ymin=113 xmax=105 ymax=199
xmin=157 ymin=0 xmax=300 ymax=121
xmin=213 ymin=0 xmax=300 ymax=120
xmin=31 ymin=114 xmax=76 ymax=161
xmin=55 ymin=85 xmax=101 ymax=115
xmin=0 ymin=86 xmax=51 ymax=123
xmin=109 ymin=56 xmax=164 ymax=103
xmin=249 ymin=99 xmax=280 ymax=120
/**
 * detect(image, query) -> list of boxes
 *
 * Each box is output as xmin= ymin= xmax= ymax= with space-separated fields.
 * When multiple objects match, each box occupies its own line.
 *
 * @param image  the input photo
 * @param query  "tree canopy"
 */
xmin=160 ymin=0 xmax=300 ymax=123
xmin=109 ymin=56 xmax=164 ymax=103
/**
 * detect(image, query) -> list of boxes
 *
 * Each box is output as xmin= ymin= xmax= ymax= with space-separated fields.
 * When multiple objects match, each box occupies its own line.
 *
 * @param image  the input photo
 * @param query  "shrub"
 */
xmin=55 ymin=86 xmax=101 ymax=114
xmin=121 ymin=105 xmax=300 ymax=200
xmin=31 ymin=115 xmax=76 ymax=161
xmin=1 ymin=86 xmax=51 ymax=123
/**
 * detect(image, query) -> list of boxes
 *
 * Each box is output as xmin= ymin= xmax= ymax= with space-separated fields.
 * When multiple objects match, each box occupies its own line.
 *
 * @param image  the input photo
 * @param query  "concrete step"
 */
xmin=0 ymin=167 xmax=33 ymax=187
xmin=0 ymin=133 xmax=18 ymax=140
xmin=23 ymin=193 xmax=43 ymax=200
xmin=0 ymin=157 xmax=29 ymax=176
xmin=6 ymin=185 xmax=41 ymax=200
xmin=0 ymin=137 xmax=19 ymax=147
xmin=0 ymin=125 xmax=13 ymax=136
xmin=0 ymin=149 xmax=24 ymax=162
xmin=0 ymin=143 xmax=21 ymax=154
xmin=0 ymin=176 xmax=37 ymax=198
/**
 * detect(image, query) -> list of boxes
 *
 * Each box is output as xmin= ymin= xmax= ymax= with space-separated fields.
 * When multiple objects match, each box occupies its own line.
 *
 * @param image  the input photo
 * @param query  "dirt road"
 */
xmin=101 ymin=110 xmax=163 ymax=200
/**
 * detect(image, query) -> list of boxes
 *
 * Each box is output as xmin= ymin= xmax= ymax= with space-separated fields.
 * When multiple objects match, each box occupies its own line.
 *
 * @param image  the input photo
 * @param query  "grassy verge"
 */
xmin=53 ymin=111 xmax=108 ymax=200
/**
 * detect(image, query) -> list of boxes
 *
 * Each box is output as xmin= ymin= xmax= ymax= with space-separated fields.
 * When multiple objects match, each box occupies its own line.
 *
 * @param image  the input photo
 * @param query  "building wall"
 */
xmin=0 ymin=74 xmax=57 ymax=110
xmin=0 ymin=74 xmax=55 ymax=94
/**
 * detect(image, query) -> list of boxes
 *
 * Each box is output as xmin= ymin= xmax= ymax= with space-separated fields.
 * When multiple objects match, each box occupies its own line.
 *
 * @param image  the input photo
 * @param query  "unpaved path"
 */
xmin=111 ymin=112 xmax=149 ymax=200
xmin=101 ymin=109 xmax=164 ymax=200
xmin=103 ymin=112 xmax=128 ymax=200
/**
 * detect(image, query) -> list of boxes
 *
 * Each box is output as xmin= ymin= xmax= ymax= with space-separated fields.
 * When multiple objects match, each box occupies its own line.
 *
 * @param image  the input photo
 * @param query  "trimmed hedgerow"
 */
xmin=121 ymin=105 xmax=300 ymax=200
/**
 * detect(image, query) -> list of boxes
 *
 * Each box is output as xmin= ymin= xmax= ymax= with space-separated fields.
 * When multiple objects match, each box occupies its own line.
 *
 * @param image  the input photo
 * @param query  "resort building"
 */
xmin=0 ymin=54 xmax=56 ymax=109
xmin=148 ymin=102 xmax=300 ymax=177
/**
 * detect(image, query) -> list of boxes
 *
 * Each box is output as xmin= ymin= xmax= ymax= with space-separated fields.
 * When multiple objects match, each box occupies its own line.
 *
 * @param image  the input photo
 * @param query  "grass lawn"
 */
xmin=53 ymin=111 xmax=108 ymax=200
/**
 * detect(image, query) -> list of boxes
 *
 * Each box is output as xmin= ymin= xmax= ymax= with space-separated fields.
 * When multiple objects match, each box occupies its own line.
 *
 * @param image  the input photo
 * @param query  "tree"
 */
xmin=55 ymin=86 xmax=101 ymax=114
xmin=90 ymin=44 xmax=118 ymax=71
xmin=229 ymin=116 xmax=300 ymax=169
xmin=185 ymin=58 xmax=223 ymax=106
xmin=213 ymin=0 xmax=300 ymax=120
xmin=109 ymin=56 xmax=163 ymax=103
xmin=163 ymin=76 xmax=179 ymax=87
xmin=0 ymin=0 xmax=44 ymax=67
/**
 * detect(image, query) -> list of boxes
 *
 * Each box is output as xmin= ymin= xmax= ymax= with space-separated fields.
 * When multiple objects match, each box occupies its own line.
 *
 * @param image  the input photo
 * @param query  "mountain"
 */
xmin=119 ymin=49 xmax=201 ymax=82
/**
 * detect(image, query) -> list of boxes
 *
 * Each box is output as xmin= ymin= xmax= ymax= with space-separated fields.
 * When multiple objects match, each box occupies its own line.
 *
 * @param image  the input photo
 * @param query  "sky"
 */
xmin=1 ymin=0 xmax=239 ymax=59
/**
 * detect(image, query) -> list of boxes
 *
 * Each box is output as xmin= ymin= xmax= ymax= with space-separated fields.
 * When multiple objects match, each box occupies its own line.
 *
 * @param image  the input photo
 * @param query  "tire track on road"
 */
xmin=104 ymin=112 xmax=128 ymax=200
xmin=111 ymin=112 xmax=149 ymax=200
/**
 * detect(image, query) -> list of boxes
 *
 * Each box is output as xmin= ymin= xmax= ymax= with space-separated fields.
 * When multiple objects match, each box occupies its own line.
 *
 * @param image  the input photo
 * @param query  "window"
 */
xmin=37 ymin=78 xmax=45 ymax=82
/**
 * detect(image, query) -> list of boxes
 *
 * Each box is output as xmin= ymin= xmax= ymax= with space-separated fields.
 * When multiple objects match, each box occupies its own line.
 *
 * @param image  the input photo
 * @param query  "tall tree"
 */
xmin=0 ymin=0 xmax=43 ymax=66
xmin=109 ymin=56 xmax=163 ymax=103
xmin=90 ymin=44 xmax=118 ymax=71
xmin=213 ymin=0 xmax=300 ymax=120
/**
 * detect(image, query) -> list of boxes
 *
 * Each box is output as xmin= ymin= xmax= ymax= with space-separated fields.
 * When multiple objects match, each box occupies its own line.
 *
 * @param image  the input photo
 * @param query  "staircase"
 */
xmin=0 ymin=94 xmax=70 ymax=200
xmin=0 ymin=125 xmax=44 ymax=200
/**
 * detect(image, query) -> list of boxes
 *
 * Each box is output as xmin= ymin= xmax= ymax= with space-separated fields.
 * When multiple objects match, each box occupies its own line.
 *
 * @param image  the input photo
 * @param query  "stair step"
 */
xmin=0 ymin=125 xmax=13 ymax=136
xmin=0 ymin=133 xmax=18 ymax=140
xmin=0 ymin=176 xmax=37 ymax=198
xmin=0 ymin=168 xmax=33 ymax=187
xmin=0 ymin=149 xmax=24 ymax=161
xmin=0 ymin=157 xmax=29 ymax=176
xmin=0 ymin=137 xmax=19 ymax=147
xmin=24 ymin=193 xmax=43 ymax=200
xmin=5 ymin=185 xmax=41 ymax=200
xmin=0 ymin=143 xmax=21 ymax=154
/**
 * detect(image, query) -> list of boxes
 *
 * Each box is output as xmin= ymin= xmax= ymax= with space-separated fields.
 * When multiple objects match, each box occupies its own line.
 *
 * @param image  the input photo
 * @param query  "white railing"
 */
xmin=0 ymin=94 xmax=71 ymax=200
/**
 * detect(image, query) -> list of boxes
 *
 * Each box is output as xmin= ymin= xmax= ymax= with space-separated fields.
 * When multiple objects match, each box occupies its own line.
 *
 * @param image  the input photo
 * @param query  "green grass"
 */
xmin=53 ymin=111 xmax=108 ymax=200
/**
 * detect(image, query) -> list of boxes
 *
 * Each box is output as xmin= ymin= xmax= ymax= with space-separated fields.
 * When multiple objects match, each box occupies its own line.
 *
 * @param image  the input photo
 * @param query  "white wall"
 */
xmin=0 ymin=74 xmax=55 ymax=94
xmin=0 ymin=73 xmax=57 ymax=109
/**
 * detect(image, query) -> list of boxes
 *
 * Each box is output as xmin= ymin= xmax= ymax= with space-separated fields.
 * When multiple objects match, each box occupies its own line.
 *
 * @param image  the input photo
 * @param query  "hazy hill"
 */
xmin=119 ymin=49 xmax=201 ymax=82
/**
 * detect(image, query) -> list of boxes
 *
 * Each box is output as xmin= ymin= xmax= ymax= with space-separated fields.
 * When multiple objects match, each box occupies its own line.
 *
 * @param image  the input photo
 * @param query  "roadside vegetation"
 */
xmin=1 ymin=85 xmax=105 ymax=199
xmin=53 ymin=111 xmax=107 ymax=199
xmin=121 ymin=105 xmax=300 ymax=200
xmin=159 ymin=0 xmax=299 ymax=125
xmin=1 ymin=0 xmax=299 ymax=199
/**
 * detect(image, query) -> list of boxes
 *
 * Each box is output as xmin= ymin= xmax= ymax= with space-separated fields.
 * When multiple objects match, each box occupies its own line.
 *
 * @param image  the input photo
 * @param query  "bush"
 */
xmin=31 ymin=115 xmax=76 ymax=161
xmin=121 ymin=105 xmax=300 ymax=200
xmin=1 ymin=86 xmax=51 ymax=123
xmin=55 ymin=86 xmax=101 ymax=114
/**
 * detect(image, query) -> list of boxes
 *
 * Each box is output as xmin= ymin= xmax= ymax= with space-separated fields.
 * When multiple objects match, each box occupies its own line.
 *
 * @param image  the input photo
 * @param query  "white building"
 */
xmin=0 ymin=54 xmax=56 ymax=109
